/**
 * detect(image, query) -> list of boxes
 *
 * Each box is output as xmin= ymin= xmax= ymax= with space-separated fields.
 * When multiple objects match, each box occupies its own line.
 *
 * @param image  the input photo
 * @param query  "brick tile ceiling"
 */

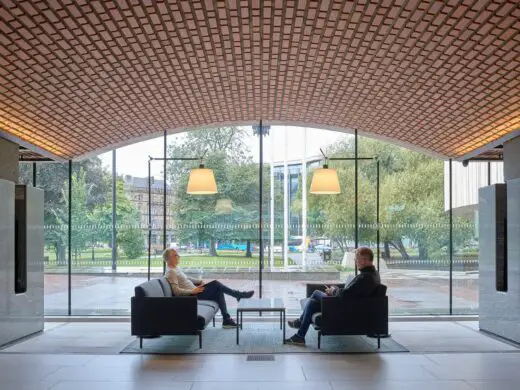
xmin=1 ymin=0 xmax=519 ymax=160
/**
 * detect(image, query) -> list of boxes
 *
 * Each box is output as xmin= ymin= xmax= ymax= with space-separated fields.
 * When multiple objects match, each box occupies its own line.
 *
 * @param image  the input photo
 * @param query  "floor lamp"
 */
xmin=147 ymin=155 xmax=217 ymax=280
xmin=310 ymin=152 xmax=380 ymax=273
xmin=310 ymin=144 xmax=388 ymax=339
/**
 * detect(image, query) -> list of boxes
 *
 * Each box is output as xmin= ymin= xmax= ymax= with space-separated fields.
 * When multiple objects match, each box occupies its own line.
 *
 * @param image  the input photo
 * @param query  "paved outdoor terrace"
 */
xmin=44 ymin=268 xmax=478 ymax=316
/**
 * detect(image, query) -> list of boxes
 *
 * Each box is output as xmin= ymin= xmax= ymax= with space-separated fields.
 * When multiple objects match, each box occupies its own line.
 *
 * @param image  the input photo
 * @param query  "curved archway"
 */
xmin=79 ymin=120 xmax=449 ymax=161
xmin=1 ymin=1 xmax=518 ymax=160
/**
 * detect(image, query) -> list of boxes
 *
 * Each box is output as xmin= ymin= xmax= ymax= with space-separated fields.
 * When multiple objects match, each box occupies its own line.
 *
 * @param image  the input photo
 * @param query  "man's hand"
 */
xmin=192 ymin=286 xmax=205 ymax=294
xmin=325 ymin=285 xmax=338 ymax=296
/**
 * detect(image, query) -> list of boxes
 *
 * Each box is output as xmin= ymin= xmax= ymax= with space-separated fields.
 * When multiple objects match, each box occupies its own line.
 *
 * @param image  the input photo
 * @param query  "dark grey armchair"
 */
xmin=303 ymin=283 xmax=389 ymax=348
xmin=131 ymin=278 xmax=219 ymax=348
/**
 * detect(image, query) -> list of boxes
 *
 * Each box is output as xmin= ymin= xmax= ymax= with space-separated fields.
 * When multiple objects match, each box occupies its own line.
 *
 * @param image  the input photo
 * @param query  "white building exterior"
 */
xmin=444 ymin=161 xmax=504 ymax=217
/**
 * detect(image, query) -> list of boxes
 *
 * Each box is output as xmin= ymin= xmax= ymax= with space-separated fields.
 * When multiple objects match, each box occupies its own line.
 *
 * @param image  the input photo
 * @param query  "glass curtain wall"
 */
xmin=450 ymin=160 xmax=505 ymax=314
xmin=69 ymin=156 xmax=118 ymax=315
xmin=263 ymin=127 xmax=354 ymax=315
xmin=116 ymin=138 xmax=165 ymax=312
xmin=359 ymin=137 xmax=451 ymax=315
xmin=19 ymin=161 xmax=70 ymax=315
xmin=21 ymin=125 xmax=505 ymax=316
xmin=166 ymin=127 xmax=260 ymax=318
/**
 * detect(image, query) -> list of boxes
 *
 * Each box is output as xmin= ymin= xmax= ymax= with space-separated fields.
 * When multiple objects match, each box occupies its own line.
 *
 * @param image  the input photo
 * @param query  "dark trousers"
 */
xmin=196 ymin=280 xmax=241 ymax=320
xmin=298 ymin=290 xmax=327 ymax=338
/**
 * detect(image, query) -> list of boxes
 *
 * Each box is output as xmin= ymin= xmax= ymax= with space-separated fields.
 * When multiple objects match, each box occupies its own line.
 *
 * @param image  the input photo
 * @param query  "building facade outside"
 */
xmin=444 ymin=161 xmax=504 ymax=218
xmin=123 ymin=175 xmax=173 ymax=252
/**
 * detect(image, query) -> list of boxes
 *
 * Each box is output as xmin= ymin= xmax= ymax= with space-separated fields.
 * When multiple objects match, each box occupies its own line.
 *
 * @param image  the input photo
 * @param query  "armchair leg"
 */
xmin=139 ymin=337 xmax=143 ymax=349
xmin=213 ymin=317 xmax=215 ymax=327
xmin=378 ymin=336 xmax=380 ymax=349
xmin=318 ymin=332 xmax=321 ymax=349
xmin=199 ymin=332 xmax=202 ymax=349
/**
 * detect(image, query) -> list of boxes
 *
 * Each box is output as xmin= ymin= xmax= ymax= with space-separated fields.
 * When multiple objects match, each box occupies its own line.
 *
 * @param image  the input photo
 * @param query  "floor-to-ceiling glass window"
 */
xmin=69 ymin=156 xmax=115 ymax=315
xmin=358 ymin=137 xmax=450 ymax=315
xmin=114 ymin=138 xmax=165 ymax=314
xmin=23 ymin=124 xmax=505 ymax=317
xmin=451 ymin=160 xmax=504 ymax=314
xmin=263 ymin=127 xmax=353 ymax=315
xmin=265 ymin=128 xmax=452 ymax=316
xmin=165 ymin=127 xmax=260 ymax=318
xmin=19 ymin=161 xmax=70 ymax=315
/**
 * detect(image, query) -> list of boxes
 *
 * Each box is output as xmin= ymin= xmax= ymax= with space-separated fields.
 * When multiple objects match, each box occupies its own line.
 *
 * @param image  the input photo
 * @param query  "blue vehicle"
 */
xmin=217 ymin=242 xmax=247 ymax=251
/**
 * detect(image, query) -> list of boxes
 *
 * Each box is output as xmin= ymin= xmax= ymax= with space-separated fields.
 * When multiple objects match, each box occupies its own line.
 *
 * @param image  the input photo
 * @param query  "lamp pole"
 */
xmin=376 ymin=158 xmax=380 ymax=271
xmin=354 ymin=129 xmax=358 ymax=263
xmin=163 ymin=131 xmax=167 ymax=274
xmin=112 ymin=150 xmax=117 ymax=271
xmin=324 ymin=155 xmax=379 ymax=270
xmin=68 ymin=160 xmax=72 ymax=315
xmin=302 ymin=128 xmax=307 ymax=269
xmin=148 ymin=157 xmax=152 ymax=281
xmin=253 ymin=122 xmax=270 ymax=298
xmin=147 ymin=155 xmax=211 ymax=280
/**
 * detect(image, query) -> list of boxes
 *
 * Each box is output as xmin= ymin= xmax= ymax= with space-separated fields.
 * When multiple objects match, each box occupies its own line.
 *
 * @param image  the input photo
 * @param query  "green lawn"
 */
xmin=44 ymin=248 xmax=293 ymax=268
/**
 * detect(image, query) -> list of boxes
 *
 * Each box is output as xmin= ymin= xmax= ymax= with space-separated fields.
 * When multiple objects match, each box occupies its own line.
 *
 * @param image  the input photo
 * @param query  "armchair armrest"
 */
xmin=320 ymin=296 xmax=389 ymax=335
xmin=131 ymin=296 xmax=199 ymax=336
xmin=306 ymin=283 xmax=345 ymax=297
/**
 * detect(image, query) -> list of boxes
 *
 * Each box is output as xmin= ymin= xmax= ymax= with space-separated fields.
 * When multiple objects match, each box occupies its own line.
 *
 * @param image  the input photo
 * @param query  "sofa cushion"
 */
xmin=134 ymin=279 xmax=165 ymax=298
xmin=158 ymin=278 xmax=174 ymax=297
xmin=197 ymin=304 xmax=216 ymax=329
xmin=198 ymin=300 xmax=219 ymax=312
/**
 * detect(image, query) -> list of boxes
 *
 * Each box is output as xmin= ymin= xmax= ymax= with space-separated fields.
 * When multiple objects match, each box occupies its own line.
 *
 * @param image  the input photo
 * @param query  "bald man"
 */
xmin=163 ymin=248 xmax=254 ymax=328
xmin=285 ymin=247 xmax=381 ymax=346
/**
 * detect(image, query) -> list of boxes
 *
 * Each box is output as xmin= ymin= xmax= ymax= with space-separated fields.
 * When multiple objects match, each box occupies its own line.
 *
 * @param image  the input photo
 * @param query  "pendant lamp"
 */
xmin=187 ymin=164 xmax=218 ymax=194
xmin=309 ymin=164 xmax=341 ymax=194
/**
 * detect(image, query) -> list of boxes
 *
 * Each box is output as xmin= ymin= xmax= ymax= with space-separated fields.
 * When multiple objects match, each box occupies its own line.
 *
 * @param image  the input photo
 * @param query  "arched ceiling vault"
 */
xmin=1 ymin=0 xmax=519 ymax=161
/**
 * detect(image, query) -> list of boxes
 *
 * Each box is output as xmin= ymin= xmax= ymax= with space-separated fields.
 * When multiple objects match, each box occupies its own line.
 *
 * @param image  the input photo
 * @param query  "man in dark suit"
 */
xmin=285 ymin=246 xmax=380 ymax=346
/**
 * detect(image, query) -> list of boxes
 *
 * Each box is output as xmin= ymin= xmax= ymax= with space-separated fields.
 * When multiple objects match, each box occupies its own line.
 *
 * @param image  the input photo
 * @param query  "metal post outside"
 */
xmin=376 ymin=159 xmax=380 ymax=271
xmin=32 ymin=162 xmax=37 ymax=187
xmin=148 ymin=158 xmax=152 ymax=281
xmin=67 ymin=160 xmax=72 ymax=316
xmin=163 ymin=130 xmax=167 ymax=275
xmin=258 ymin=120 xmax=264 ymax=298
xmin=111 ymin=150 xmax=117 ymax=271
xmin=449 ymin=158 xmax=453 ymax=315
xmin=354 ymin=129 xmax=359 ymax=274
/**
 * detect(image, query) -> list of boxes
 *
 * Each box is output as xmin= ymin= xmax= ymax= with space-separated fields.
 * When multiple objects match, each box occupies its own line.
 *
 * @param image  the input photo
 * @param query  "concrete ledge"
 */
xmin=44 ymin=269 xmax=342 ymax=281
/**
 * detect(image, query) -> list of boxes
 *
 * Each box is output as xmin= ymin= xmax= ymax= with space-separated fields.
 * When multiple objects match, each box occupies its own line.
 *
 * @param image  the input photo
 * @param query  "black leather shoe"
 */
xmin=288 ymin=319 xmax=301 ymax=329
xmin=222 ymin=318 xmax=238 ymax=328
xmin=284 ymin=334 xmax=306 ymax=346
xmin=237 ymin=290 xmax=255 ymax=301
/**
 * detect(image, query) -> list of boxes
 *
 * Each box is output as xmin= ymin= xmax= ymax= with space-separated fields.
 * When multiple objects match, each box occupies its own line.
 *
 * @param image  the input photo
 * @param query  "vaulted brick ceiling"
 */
xmin=1 ymin=0 xmax=519 ymax=160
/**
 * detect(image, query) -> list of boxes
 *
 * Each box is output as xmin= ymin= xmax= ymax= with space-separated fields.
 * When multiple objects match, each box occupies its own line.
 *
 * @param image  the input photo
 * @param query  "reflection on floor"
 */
xmin=0 ymin=321 xmax=519 ymax=390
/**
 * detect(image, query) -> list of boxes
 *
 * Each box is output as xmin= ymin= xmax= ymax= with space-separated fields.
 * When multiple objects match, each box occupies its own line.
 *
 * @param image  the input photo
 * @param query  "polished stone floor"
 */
xmin=1 ymin=321 xmax=519 ymax=389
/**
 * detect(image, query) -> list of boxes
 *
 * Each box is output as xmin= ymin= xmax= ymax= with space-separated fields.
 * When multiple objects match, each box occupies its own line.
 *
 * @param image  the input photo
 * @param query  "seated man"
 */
xmin=163 ymin=248 xmax=254 ymax=328
xmin=285 ymin=246 xmax=380 ymax=346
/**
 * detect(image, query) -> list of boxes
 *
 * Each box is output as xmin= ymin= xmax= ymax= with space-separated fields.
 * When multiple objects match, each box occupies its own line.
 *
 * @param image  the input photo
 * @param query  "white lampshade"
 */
xmin=310 ymin=166 xmax=341 ymax=194
xmin=186 ymin=165 xmax=218 ymax=194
